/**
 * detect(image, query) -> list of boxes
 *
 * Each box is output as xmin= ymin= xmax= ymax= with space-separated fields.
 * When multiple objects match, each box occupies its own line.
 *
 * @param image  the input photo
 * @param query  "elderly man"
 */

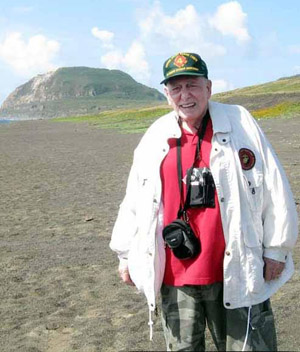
xmin=110 ymin=52 xmax=298 ymax=351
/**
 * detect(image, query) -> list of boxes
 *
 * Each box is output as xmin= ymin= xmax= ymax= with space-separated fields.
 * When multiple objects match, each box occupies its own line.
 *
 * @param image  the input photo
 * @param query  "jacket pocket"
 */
xmin=243 ymin=220 xmax=263 ymax=248
xmin=243 ymin=224 xmax=265 ymax=293
xmin=128 ymin=232 xmax=148 ymax=292
xmin=244 ymin=243 xmax=265 ymax=293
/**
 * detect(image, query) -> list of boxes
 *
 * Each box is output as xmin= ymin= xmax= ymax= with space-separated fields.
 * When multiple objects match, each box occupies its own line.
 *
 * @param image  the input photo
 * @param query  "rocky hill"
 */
xmin=0 ymin=67 xmax=166 ymax=118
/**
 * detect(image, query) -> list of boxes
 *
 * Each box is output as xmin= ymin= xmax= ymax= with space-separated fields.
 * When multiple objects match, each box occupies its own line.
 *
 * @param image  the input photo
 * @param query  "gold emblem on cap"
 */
xmin=173 ymin=54 xmax=188 ymax=68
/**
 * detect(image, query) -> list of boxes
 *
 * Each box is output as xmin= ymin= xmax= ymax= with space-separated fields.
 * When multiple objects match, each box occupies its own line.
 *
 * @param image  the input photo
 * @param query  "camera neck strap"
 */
xmin=176 ymin=109 xmax=210 ymax=220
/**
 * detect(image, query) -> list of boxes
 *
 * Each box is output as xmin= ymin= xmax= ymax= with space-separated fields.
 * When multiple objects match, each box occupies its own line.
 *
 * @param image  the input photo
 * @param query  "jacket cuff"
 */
xmin=263 ymin=248 xmax=288 ymax=263
xmin=118 ymin=257 xmax=129 ymax=270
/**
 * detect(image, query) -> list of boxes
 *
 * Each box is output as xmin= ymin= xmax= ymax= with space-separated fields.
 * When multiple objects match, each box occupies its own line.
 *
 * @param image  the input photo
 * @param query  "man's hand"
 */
xmin=118 ymin=267 xmax=135 ymax=286
xmin=264 ymin=257 xmax=285 ymax=281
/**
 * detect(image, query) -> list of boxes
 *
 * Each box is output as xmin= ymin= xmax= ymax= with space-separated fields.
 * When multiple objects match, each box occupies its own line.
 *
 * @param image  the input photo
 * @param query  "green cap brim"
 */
xmin=160 ymin=72 xmax=207 ymax=85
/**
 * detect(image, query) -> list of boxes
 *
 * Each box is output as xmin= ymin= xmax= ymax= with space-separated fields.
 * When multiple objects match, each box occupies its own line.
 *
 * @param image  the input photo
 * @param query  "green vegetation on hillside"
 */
xmin=251 ymin=102 xmax=300 ymax=119
xmin=55 ymin=105 xmax=172 ymax=133
xmin=213 ymin=74 xmax=300 ymax=118
xmin=215 ymin=75 xmax=300 ymax=97
xmin=49 ymin=67 xmax=164 ymax=101
xmin=212 ymin=75 xmax=300 ymax=113
xmin=55 ymin=99 xmax=300 ymax=135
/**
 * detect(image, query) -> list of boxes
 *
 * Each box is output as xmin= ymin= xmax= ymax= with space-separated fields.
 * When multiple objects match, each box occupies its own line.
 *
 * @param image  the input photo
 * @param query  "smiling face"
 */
xmin=164 ymin=75 xmax=212 ymax=128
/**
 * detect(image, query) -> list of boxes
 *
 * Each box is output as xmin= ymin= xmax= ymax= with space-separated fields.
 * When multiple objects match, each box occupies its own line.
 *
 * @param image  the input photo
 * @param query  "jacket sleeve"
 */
xmin=253 ymin=118 xmax=298 ymax=262
xmin=109 ymin=150 xmax=139 ymax=269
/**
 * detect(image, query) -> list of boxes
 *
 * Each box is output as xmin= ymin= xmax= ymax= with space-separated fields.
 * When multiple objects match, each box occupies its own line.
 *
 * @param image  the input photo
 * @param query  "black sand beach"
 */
xmin=0 ymin=118 xmax=299 ymax=351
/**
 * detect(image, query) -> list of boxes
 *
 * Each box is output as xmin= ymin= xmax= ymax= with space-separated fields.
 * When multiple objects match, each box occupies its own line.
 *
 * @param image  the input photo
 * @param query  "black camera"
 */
xmin=163 ymin=219 xmax=200 ymax=260
xmin=186 ymin=167 xmax=215 ymax=208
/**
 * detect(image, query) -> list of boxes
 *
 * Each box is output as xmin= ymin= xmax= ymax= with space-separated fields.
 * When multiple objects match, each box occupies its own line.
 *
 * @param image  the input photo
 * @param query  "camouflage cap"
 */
xmin=160 ymin=52 xmax=208 ymax=84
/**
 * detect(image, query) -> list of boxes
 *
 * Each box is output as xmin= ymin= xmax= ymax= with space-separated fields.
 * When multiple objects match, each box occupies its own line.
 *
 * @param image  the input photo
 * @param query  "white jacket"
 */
xmin=110 ymin=101 xmax=298 ymax=314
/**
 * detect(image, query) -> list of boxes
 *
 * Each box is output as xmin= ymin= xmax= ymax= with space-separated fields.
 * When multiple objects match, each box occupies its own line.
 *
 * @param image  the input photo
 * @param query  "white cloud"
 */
xmin=209 ymin=1 xmax=251 ymax=44
xmin=211 ymin=79 xmax=235 ymax=94
xmin=101 ymin=41 xmax=150 ymax=82
xmin=95 ymin=2 xmax=253 ymax=85
xmin=91 ymin=27 xmax=114 ymax=49
xmin=138 ymin=2 xmax=226 ymax=57
xmin=288 ymin=45 xmax=300 ymax=55
xmin=0 ymin=32 xmax=60 ymax=77
xmin=123 ymin=41 xmax=150 ymax=80
xmin=293 ymin=66 xmax=300 ymax=74
xmin=12 ymin=6 xmax=34 ymax=13
xmin=100 ymin=50 xmax=123 ymax=69
xmin=92 ymin=26 xmax=152 ymax=82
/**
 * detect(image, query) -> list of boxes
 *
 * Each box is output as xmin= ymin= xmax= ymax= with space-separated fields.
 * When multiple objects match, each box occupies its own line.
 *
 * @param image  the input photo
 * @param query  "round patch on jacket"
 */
xmin=239 ymin=148 xmax=256 ymax=170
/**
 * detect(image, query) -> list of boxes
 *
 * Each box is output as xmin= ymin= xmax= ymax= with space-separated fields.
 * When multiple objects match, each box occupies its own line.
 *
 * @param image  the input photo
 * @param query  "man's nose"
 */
xmin=181 ymin=86 xmax=191 ymax=99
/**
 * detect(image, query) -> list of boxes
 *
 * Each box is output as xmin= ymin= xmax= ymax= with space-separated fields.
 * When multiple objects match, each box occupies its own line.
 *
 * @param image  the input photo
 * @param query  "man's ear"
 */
xmin=164 ymin=86 xmax=172 ymax=106
xmin=207 ymin=80 xmax=212 ymax=99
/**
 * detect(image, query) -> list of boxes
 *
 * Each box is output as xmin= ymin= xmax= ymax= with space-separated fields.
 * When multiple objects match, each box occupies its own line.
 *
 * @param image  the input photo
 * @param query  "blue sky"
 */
xmin=0 ymin=0 xmax=299 ymax=104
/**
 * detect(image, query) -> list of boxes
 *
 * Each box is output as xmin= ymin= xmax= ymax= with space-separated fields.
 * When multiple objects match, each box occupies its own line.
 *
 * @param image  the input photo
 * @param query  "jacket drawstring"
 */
xmin=148 ymin=308 xmax=154 ymax=340
xmin=242 ymin=306 xmax=252 ymax=351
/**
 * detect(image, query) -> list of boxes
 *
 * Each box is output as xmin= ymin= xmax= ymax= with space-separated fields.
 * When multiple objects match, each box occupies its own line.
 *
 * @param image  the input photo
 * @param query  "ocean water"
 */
xmin=0 ymin=119 xmax=11 ymax=124
xmin=0 ymin=117 xmax=44 ymax=123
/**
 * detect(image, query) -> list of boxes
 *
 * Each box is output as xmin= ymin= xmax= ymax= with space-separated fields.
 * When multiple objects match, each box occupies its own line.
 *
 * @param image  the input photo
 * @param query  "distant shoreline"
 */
xmin=0 ymin=117 xmax=46 ymax=122
xmin=0 ymin=119 xmax=13 ymax=124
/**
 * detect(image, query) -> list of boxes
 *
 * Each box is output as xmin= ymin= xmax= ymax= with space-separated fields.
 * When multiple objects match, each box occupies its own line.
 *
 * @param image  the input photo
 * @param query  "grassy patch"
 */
xmin=54 ymin=105 xmax=172 ymax=133
xmin=54 ymin=101 xmax=300 ymax=134
xmin=251 ymin=102 xmax=300 ymax=119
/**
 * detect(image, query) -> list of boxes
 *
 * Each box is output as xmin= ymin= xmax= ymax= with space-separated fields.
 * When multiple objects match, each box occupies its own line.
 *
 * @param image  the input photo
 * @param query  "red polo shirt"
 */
xmin=160 ymin=118 xmax=225 ymax=286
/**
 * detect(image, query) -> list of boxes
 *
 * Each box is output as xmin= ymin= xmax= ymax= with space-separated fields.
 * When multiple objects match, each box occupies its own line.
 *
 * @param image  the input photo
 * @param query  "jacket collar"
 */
xmin=163 ymin=111 xmax=182 ymax=139
xmin=208 ymin=100 xmax=232 ymax=134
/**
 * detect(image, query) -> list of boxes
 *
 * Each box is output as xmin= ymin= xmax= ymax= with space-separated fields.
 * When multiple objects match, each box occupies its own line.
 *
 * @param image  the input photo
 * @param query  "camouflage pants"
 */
xmin=161 ymin=283 xmax=226 ymax=351
xmin=161 ymin=283 xmax=277 ymax=351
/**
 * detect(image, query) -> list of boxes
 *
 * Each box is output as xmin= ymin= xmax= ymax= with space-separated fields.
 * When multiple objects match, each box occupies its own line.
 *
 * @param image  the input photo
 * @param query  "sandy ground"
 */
xmin=0 ymin=117 xmax=299 ymax=352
